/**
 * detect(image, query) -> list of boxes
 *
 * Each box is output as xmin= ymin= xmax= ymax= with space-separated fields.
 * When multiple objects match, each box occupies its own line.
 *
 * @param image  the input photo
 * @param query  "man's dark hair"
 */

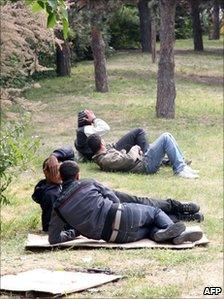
xmin=87 ymin=134 xmax=102 ymax=154
xmin=59 ymin=161 xmax=80 ymax=182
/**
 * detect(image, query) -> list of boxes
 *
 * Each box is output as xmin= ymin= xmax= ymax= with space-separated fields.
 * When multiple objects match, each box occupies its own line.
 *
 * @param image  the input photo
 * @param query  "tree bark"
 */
xmin=55 ymin=30 xmax=71 ymax=77
xmin=138 ymin=0 xmax=152 ymax=52
xmin=211 ymin=0 xmax=220 ymax=39
xmin=189 ymin=0 xmax=204 ymax=51
xmin=156 ymin=0 xmax=176 ymax=119
xmin=151 ymin=15 xmax=156 ymax=63
xmin=91 ymin=15 xmax=108 ymax=92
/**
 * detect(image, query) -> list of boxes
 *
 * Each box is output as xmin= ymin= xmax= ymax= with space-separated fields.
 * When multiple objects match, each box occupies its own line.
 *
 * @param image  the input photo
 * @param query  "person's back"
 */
xmin=51 ymin=178 xmax=119 ymax=243
xmin=32 ymin=179 xmax=61 ymax=232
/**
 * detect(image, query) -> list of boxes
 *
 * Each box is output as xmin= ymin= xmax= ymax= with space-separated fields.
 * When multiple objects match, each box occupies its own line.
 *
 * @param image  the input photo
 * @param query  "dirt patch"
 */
xmin=177 ymin=73 xmax=223 ymax=86
xmin=174 ymin=48 xmax=223 ymax=57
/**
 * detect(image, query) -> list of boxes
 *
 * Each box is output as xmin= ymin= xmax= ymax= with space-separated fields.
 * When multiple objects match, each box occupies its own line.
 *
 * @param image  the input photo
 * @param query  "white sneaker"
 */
xmin=184 ymin=165 xmax=199 ymax=174
xmin=177 ymin=167 xmax=199 ymax=179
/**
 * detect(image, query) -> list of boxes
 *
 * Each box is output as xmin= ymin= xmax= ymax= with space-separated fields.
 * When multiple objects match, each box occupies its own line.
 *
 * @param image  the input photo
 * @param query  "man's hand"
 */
xmin=84 ymin=109 xmax=96 ymax=123
xmin=44 ymin=155 xmax=59 ymax=178
xmin=129 ymin=145 xmax=142 ymax=161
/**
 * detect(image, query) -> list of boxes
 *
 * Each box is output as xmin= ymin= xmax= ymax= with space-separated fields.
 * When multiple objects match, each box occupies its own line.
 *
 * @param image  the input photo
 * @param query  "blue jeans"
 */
xmin=144 ymin=132 xmax=186 ymax=174
xmin=115 ymin=203 xmax=173 ymax=243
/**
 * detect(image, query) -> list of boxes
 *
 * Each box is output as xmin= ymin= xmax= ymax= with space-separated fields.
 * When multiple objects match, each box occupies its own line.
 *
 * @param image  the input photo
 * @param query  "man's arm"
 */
xmin=82 ymin=109 xmax=110 ymax=137
xmin=44 ymin=147 xmax=74 ymax=178
xmin=48 ymin=209 xmax=77 ymax=244
xmin=84 ymin=119 xmax=110 ymax=137
xmin=52 ymin=147 xmax=75 ymax=161
xmin=93 ymin=181 xmax=120 ymax=203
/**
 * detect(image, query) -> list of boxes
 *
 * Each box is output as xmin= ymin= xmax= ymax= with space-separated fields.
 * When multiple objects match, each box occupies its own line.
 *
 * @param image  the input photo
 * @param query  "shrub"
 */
xmin=1 ymin=1 xmax=55 ymax=88
xmin=0 ymin=117 xmax=40 ymax=204
xmin=109 ymin=6 xmax=140 ymax=50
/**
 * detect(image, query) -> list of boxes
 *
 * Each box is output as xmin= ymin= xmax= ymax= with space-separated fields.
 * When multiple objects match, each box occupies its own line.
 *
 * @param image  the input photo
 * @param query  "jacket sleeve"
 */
xmin=48 ymin=209 xmax=77 ymax=244
xmin=84 ymin=118 xmax=110 ymax=137
xmin=52 ymin=147 xmax=75 ymax=161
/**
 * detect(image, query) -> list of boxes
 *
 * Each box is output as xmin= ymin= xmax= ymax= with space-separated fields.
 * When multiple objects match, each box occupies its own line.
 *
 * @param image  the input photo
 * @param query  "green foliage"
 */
xmin=109 ymin=6 xmax=140 ymax=49
xmin=27 ymin=0 xmax=69 ymax=39
xmin=0 ymin=117 xmax=40 ymax=204
xmin=175 ymin=3 xmax=192 ymax=39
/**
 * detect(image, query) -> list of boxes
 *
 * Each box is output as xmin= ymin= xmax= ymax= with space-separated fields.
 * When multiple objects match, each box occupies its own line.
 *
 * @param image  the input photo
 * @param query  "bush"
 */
xmin=0 ymin=117 xmax=39 ymax=204
xmin=1 ymin=1 xmax=54 ymax=88
xmin=175 ymin=3 xmax=192 ymax=39
xmin=109 ymin=6 xmax=140 ymax=50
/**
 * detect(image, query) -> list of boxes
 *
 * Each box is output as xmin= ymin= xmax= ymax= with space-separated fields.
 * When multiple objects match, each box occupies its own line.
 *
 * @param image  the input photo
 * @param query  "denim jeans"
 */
xmin=114 ymin=203 xmax=174 ymax=243
xmin=115 ymin=128 xmax=149 ymax=154
xmin=144 ymin=132 xmax=186 ymax=174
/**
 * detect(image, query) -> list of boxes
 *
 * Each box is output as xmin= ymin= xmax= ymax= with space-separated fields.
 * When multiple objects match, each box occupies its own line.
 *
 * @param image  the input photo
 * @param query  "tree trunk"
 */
xmin=211 ymin=0 xmax=220 ymax=40
xmin=151 ymin=15 xmax=156 ymax=63
xmin=156 ymin=0 xmax=176 ymax=119
xmin=91 ymin=15 xmax=108 ymax=92
xmin=138 ymin=0 xmax=151 ymax=52
xmin=190 ymin=0 xmax=204 ymax=51
xmin=55 ymin=30 xmax=71 ymax=77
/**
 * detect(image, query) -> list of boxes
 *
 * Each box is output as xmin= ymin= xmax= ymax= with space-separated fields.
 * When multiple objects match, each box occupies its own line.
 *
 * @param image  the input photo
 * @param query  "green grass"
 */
xmin=1 ymin=37 xmax=223 ymax=298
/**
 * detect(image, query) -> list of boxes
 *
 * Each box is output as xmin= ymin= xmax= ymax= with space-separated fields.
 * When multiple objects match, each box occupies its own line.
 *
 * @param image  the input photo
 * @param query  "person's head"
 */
xmin=87 ymin=134 xmax=105 ymax=155
xmin=77 ymin=110 xmax=90 ymax=127
xmin=59 ymin=161 xmax=80 ymax=182
xmin=43 ymin=159 xmax=62 ymax=184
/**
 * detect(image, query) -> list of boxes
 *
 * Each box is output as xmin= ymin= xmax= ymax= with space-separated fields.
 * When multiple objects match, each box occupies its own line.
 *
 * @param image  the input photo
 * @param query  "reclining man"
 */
xmin=75 ymin=109 xmax=191 ymax=169
xmin=87 ymin=133 xmax=199 ymax=179
xmin=75 ymin=109 xmax=151 ymax=161
xmin=48 ymin=161 xmax=203 ymax=245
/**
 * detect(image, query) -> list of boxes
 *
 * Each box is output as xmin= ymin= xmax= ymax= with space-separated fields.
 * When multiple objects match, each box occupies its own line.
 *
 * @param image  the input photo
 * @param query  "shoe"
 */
xmin=170 ymin=200 xmax=200 ymax=214
xmin=180 ymin=202 xmax=200 ymax=214
xmin=184 ymin=165 xmax=199 ymax=174
xmin=154 ymin=222 xmax=186 ymax=242
xmin=177 ymin=167 xmax=199 ymax=179
xmin=172 ymin=227 xmax=203 ymax=245
xmin=177 ymin=212 xmax=204 ymax=223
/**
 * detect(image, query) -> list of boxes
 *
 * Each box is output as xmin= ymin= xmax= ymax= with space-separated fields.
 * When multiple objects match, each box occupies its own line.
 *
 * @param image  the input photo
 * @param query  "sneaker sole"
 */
xmin=154 ymin=222 xmax=186 ymax=242
xmin=172 ymin=231 xmax=203 ymax=245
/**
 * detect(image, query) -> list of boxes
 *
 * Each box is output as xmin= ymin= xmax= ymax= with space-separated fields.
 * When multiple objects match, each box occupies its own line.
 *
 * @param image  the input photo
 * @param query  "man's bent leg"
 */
xmin=115 ymin=128 xmax=149 ymax=153
xmin=145 ymin=132 xmax=186 ymax=174
xmin=114 ymin=203 xmax=174 ymax=243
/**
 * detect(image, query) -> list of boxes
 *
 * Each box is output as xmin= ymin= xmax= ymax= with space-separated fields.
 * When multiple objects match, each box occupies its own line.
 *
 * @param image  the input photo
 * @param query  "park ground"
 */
xmin=1 ymin=38 xmax=223 ymax=298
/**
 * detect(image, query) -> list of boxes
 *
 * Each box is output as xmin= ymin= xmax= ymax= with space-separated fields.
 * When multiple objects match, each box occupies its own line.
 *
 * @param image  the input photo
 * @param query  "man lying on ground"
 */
xmin=87 ymin=133 xmax=199 ymax=179
xmin=75 ymin=109 xmax=191 ymax=167
xmin=48 ymin=161 xmax=203 ymax=245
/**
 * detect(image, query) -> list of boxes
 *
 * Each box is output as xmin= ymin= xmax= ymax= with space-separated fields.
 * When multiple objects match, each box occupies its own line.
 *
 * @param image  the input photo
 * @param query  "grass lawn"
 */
xmin=1 ymin=37 xmax=223 ymax=298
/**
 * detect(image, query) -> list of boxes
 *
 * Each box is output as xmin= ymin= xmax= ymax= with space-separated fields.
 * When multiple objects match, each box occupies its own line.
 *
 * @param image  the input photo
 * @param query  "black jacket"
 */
xmin=48 ymin=179 xmax=120 ymax=244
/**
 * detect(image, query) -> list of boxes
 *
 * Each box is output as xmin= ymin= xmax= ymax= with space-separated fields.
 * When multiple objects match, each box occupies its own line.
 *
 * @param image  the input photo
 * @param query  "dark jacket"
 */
xmin=48 ymin=179 xmax=120 ymax=244
xmin=32 ymin=147 xmax=75 ymax=231
xmin=32 ymin=179 xmax=61 ymax=231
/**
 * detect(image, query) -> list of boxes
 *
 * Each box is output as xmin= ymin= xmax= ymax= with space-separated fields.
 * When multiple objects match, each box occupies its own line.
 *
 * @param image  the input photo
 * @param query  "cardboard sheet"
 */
xmin=0 ymin=269 xmax=122 ymax=295
xmin=26 ymin=226 xmax=209 ymax=250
